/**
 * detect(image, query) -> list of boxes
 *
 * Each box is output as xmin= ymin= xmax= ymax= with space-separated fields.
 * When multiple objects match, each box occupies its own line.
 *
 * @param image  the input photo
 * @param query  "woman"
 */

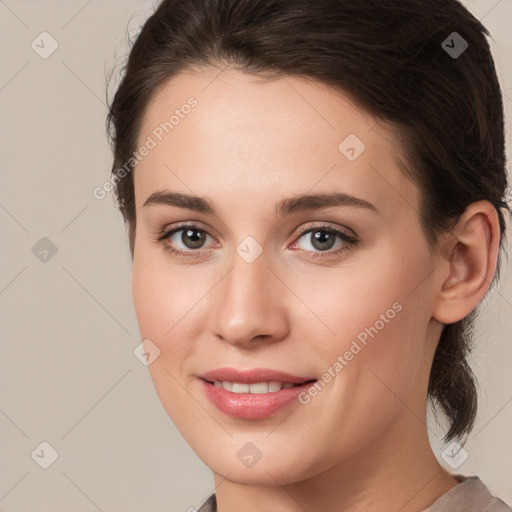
xmin=106 ymin=0 xmax=511 ymax=510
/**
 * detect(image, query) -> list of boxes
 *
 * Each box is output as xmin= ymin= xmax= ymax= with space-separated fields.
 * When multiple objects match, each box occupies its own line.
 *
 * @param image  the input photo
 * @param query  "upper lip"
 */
xmin=199 ymin=367 xmax=317 ymax=384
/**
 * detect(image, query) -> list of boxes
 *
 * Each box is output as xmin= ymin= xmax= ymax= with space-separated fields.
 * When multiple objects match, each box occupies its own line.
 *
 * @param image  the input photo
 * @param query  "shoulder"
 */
xmin=425 ymin=475 xmax=512 ymax=512
xmin=194 ymin=478 xmax=511 ymax=512
xmin=197 ymin=492 xmax=216 ymax=512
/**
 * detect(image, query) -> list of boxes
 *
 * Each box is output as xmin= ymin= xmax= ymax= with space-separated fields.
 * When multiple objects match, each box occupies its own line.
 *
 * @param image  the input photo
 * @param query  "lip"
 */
xmin=199 ymin=379 xmax=317 ymax=420
xmin=197 ymin=367 xmax=318 ymax=420
xmin=198 ymin=367 xmax=316 ymax=384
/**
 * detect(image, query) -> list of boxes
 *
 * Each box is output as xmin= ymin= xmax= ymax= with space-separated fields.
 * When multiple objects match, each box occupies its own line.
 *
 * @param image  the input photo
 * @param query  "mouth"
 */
xmin=198 ymin=367 xmax=317 ymax=386
xmin=198 ymin=377 xmax=319 ymax=420
xmin=202 ymin=379 xmax=317 ymax=394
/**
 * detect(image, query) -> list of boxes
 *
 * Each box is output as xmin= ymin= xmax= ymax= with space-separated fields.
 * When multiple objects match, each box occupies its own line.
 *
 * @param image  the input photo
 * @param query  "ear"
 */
xmin=432 ymin=200 xmax=501 ymax=324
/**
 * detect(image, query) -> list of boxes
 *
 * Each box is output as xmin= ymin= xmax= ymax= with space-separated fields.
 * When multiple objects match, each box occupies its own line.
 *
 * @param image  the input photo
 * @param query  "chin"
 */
xmin=213 ymin=461 xmax=302 ymax=486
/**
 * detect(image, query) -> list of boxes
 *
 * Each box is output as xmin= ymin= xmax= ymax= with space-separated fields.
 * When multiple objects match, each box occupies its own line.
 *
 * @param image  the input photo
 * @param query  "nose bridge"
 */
xmin=209 ymin=244 xmax=287 ymax=345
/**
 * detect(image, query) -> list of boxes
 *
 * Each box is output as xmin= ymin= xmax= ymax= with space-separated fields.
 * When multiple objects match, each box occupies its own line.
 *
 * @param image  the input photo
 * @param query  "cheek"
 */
xmin=131 ymin=253 xmax=203 ymax=428
xmin=306 ymin=241 xmax=434 ymax=402
xmin=131 ymin=259 xmax=165 ymax=339
xmin=131 ymin=246 xmax=211 ymax=375
xmin=131 ymin=249 xmax=185 ymax=380
xmin=289 ymin=255 xmax=432 ymax=466
xmin=314 ymin=242 xmax=431 ymax=342
xmin=131 ymin=245 xmax=193 ymax=339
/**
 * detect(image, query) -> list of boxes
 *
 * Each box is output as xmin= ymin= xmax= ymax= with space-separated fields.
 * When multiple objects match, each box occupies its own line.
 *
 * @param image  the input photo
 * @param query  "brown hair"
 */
xmin=106 ymin=0 xmax=510 ymax=442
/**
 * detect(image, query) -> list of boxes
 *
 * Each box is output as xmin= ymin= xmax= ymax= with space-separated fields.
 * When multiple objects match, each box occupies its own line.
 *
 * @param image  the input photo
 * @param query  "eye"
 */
xmin=156 ymin=222 xmax=358 ymax=259
xmin=157 ymin=224 xmax=214 ymax=257
xmin=290 ymin=223 xmax=358 ymax=258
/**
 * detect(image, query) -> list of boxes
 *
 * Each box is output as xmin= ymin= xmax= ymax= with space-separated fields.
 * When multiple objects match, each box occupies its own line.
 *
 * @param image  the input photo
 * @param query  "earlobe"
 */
xmin=432 ymin=201 xmax=500 ymax=325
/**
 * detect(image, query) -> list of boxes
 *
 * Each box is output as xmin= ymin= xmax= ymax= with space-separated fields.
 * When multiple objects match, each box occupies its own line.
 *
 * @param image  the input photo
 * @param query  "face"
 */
xmin=131 ymin=67 xmax=443 ymax=485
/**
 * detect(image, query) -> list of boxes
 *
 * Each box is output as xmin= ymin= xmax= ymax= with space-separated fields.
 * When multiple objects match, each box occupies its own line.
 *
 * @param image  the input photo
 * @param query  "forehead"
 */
xmin=135 ymin=67 xmax=419 ymax=220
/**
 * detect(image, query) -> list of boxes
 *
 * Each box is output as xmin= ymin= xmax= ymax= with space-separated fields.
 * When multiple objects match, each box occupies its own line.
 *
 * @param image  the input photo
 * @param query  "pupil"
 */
xmin=312 ymin=230 xmax=335 ymax=250
xmin=183 ymin=229 xmax=204 ymax=249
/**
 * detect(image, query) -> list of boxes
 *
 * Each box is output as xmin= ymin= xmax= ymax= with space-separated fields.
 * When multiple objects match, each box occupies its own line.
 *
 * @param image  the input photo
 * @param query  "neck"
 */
xmin=212 ymin=413 xmax=459 ymax=512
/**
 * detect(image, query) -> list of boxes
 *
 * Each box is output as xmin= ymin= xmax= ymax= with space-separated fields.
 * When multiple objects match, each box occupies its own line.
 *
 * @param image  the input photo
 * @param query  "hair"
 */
xmin=106 ymin=0 xmax=510 ymax=442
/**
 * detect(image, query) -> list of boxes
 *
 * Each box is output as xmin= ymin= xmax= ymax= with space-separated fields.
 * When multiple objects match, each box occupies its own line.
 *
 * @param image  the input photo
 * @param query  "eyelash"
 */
xmin=155 ymin=222 xmax=359 ymax=260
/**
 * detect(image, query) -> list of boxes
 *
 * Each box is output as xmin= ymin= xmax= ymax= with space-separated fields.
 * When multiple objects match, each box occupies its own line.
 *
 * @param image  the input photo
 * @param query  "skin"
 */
xmin=130 ymin=66 xmax=500 ymax=512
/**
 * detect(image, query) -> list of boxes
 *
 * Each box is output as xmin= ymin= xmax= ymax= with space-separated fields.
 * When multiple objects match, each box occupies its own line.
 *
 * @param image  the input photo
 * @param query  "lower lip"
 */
xmin=199 ymin=379 xmax=318 ymax=420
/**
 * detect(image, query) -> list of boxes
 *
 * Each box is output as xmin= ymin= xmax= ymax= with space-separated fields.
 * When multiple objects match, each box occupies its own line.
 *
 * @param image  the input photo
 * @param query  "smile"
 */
xmin=211 ymin=380 xmax=306 ymax=393
xmin=199 ymin=378 xmax=318 ymax=420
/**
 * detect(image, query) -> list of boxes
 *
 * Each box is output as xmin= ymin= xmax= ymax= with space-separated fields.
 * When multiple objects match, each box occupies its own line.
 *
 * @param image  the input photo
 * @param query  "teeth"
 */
xmin=213 ymin=380 xmax=302 ymax=393
xmin=232 ymin=382 xmax=249 ymax=393
xmin=248 ymin=382 xmax=268 ymax=393
xmin=268 ymin=381 xmax=282 ymax=392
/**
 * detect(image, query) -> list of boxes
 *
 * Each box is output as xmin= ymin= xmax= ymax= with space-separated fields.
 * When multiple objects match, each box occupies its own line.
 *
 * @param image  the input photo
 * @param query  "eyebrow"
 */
xmin=143 ymin=190 xmax=379 ymax=216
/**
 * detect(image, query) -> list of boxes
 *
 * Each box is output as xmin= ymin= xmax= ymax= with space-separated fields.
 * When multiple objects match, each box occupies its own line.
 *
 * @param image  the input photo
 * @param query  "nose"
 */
xmin=208 ymin=249 xmax=290 ymax=349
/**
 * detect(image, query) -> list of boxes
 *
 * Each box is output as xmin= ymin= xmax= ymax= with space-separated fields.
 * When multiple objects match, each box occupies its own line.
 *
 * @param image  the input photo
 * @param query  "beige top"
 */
xmin=197 ymin=474 xmax=511 ymax=511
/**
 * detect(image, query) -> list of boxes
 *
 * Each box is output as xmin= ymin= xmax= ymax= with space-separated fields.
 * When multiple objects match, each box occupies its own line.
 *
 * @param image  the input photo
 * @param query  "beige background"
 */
xmin=0 ymin=0 xmax=511 ymax=510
